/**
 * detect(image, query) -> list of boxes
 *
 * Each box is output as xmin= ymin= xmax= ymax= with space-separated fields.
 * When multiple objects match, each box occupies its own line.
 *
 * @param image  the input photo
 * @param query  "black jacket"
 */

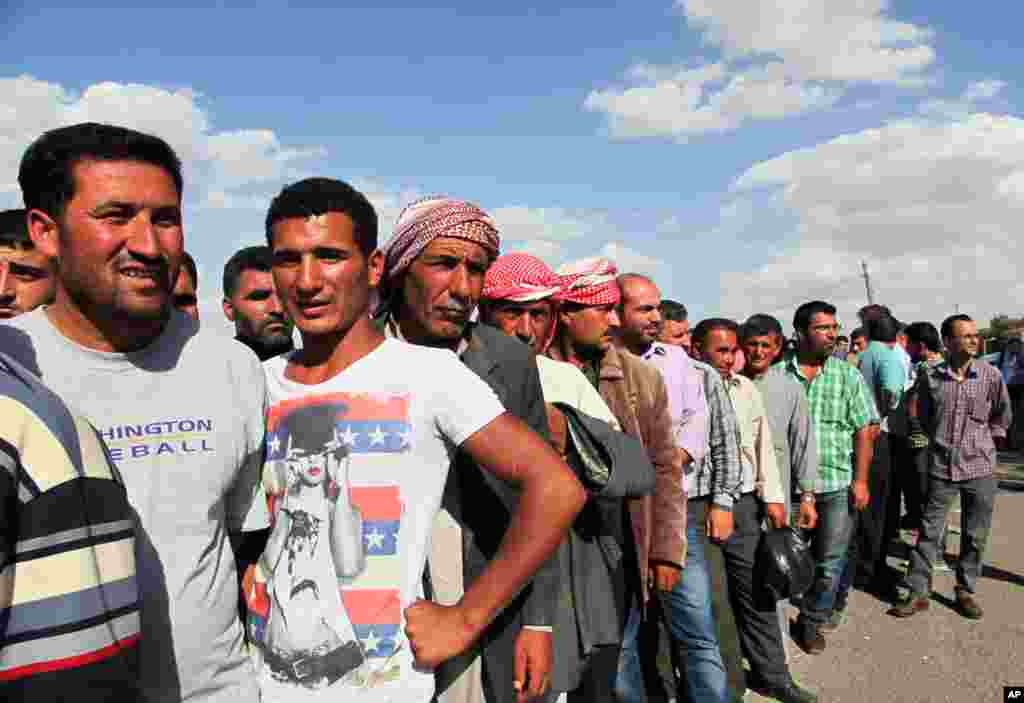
xmin=433 ymin=324 xmax=557 ymax=703
xmin=549 ymin=402 xmax=655 ymax=692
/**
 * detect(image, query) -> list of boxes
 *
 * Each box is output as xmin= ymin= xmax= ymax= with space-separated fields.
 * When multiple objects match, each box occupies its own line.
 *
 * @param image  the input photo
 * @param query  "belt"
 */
xmin=261 ymin=639 xmax=365 ymax=687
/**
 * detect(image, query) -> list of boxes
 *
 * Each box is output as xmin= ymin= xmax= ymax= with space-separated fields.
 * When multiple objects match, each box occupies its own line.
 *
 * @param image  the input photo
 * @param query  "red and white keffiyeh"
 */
xmin=554 ymin=256 xmax=620 ymax=306
xmin=381 ymin=196 xmax=499 ymax=283
xmin=482 ymin=253 xmax=563 ymax=303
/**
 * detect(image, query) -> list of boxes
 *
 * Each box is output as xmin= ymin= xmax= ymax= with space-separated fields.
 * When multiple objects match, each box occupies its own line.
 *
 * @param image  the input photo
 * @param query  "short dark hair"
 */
xmin=741 ymin=314 xmax=783 ymax=342
xmin=693 ymin=318 xmax=739 ymax=348
xmin=858 ymin=304 xmax=892 ymax=324
xmin=19 ymin=123 xmax=183 ymax=221
xmin=265 ymin=178 xmax=378 ymax=256
xmin=659 ymin=299 xmax=688 ymax=322
xmin=905 ymin=321 xmax=942 ymax=353
xmin=180 ymin=251 xmax=198 ymax=291
xmin=850 ymin=327 xmax=867 ymax=341
xmin=223 ymin=245 xmax=274 ymax=298
xmin=836 ymin=335 xmax=849 ymax=343
xmin=793 ymin=301 xmax=836 ymax=334
xmin=867 ymin=314 xmax=898 ymax=343
xmin=941 ymin=314 xmax=974 ymax=340
xmin=0 ymin=209 xmax=30 ymax=246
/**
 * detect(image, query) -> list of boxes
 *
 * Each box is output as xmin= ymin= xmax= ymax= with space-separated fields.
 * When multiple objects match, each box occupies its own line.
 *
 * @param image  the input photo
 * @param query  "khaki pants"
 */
xmin=430 ymin=508 xmax=486 ymax=703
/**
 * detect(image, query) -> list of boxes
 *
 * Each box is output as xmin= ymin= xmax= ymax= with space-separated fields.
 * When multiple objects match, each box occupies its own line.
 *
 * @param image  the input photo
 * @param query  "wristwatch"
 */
xmin=800 ymin=492 xmax=816 ymax=505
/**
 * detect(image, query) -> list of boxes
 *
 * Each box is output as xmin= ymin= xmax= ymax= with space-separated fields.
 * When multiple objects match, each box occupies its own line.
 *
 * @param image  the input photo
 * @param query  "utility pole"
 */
xmin=861 ymin=261 xmax=875 ymax=305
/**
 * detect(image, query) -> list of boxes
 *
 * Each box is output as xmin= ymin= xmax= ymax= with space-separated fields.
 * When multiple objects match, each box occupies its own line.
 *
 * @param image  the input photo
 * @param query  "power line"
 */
xmin=861 ymin=261 xmax=875 ymax=305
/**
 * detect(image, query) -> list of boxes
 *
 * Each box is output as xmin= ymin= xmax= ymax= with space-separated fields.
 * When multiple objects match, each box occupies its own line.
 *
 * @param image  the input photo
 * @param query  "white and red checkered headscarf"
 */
xmin=383 ymin=196 xmax=499 ymax=281
xmin=555 ymin=256 xmax=620 ymax=306
xmin=377 ymin=196 xmax=500 ymax=314
xmin=482 ymin=253 xmax=563 ymax=303
xmin=482 ymin=253 xmax=563 ymax=352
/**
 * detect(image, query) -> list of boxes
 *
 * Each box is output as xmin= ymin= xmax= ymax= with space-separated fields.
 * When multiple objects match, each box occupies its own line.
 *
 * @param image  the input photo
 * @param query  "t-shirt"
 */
xmin=858 ymin=341 xmax=903 ymax=431
xmin=0 ymin=309 xmax=270 ymax=703
xmin=0 ymin=352 xmax=140 ymax=701
xmin=249 ymin=338 xmax=505 ymax=703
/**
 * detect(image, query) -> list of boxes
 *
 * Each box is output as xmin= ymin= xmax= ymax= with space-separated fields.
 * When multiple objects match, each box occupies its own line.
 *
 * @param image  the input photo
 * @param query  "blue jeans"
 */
xmin=616 ymin=498 xmax=728 ymax=703
xmin=798 ymin=489 xmax=854 ymax=627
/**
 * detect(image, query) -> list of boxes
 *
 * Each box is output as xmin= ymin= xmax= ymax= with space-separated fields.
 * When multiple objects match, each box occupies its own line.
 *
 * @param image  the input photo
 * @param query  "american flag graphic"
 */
xmin=252 ymin=392 xmax=412 ymax=662
xmin=344 ymin=486 xmax=402 ymax=659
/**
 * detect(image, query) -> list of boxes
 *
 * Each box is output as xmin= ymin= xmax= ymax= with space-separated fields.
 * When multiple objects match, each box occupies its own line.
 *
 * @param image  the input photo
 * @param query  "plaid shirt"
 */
xmin=783 ymin=354 xmax=878 ymax=494
xmin=690 ymin=360 xmax=743 ymax=509
xmin=911 ymin=358 xmax=1012 ymax=481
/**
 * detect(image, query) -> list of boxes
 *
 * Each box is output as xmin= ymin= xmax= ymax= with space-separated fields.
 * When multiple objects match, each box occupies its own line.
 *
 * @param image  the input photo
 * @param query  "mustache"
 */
xmin=115 ymin=252 xmax=170 ymax=274
xmin=438 ymin=300 xmax=471 ymax=315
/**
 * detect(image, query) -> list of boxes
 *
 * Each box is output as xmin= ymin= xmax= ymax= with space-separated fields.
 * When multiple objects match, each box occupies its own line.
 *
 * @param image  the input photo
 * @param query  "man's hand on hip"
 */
xmin=849 ymin=479 xmax=870 ymax=511
xmin=650 ymin=563 xmax=682 ymax=592
xmin=765 ymin=502 xmax=787 ymax=529
xmin=706 ymin=505 xmax=734 ymax=543
xmin=404 ymin=600 xmax=478 ymax=669
xmin=797 ymin=500 xmax=818 ymax=530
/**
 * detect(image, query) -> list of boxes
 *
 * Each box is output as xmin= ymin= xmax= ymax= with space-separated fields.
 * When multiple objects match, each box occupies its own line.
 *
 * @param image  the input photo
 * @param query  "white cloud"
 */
xmin=585 ymin=0 xmax=935 ymax=139
xmin=498 ymin=207 xmax=621 ymax=269
xmin=679 ymin=0 xmax=934 ymax=84
xmin=586 ymin=61 xmax=839 ymax=140
xmin=492 ymin=205 xmax=608 ymax=242
xmin=918 ymin=79 xmax=1007 ymax=119
xmin=0 ymin=75 xmax=325 ymax=205
xmin=600 ymin=241 xmax=668 ymax=280
xmin=503 ymin=239 xmax=566 ymax=264
xmin=719 ymin=112 xmax=1024 ymax=327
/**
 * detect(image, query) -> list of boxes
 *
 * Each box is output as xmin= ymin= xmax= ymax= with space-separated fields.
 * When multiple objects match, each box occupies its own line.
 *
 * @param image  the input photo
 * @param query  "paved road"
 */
xmin=759 ymin=474 xmax=1023 ymax=703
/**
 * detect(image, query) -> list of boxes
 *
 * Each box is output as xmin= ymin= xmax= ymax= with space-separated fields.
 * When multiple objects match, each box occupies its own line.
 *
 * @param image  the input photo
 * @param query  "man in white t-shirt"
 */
xmin=245 ymin=177 xmax=586 ymax=703
xmin=1 ymin=123 xmax=270 ymax=702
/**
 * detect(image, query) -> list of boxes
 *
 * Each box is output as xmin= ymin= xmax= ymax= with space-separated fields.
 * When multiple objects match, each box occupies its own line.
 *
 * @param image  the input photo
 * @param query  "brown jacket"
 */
xmin=549 ymin=342 xmax=686 ymax=606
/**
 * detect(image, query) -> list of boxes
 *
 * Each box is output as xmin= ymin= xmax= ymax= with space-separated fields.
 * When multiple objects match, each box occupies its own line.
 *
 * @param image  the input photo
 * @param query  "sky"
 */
xmin=2 ymin=0 xmax=1023 ymax=339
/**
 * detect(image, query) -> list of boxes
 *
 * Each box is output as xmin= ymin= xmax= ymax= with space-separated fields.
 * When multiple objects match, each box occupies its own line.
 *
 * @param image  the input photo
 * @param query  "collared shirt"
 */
xmin=858 ymin=340 xmax=903 ymax=431
xmin=752 ymin=365 xmax=818 ymax=504
xmin=911 ymin=358 xmax=1012 ymax=482
xmin=690 ymin=360 xmax=743 ymax=509
xmin=640 ymin=342 xmax=707 ymax=471
xmin=722 ymin=373 xmax=785 ymax=504
xmin=535 ymin=355 xmax=620 ymax=429
xmin=784 ymin=354 xmax=878 ymax=494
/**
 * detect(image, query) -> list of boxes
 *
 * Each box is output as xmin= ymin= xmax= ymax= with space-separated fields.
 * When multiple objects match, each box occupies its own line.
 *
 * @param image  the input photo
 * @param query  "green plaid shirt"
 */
xmin=783 ymin=354 xmax=879 ymax=494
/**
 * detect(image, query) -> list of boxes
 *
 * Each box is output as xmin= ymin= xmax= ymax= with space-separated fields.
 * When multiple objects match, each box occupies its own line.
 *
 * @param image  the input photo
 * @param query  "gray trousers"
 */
xmin=906 ymin=475 xmax=997 ymax=597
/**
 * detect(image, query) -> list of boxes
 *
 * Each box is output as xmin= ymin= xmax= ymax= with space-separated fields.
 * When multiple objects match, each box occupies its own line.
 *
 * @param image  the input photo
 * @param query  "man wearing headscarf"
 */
xmin=546 ymin=257 xmax=686 ymax=703
xmin=378 ymin=198 xmax=559 ymax=703
xmin=481 ymin=253 xmax=656 ymax=701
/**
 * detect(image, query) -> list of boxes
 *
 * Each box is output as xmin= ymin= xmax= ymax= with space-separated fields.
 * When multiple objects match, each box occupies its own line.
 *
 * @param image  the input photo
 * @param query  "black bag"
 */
xmin=757 ymin=525 xmax=815 ymax=600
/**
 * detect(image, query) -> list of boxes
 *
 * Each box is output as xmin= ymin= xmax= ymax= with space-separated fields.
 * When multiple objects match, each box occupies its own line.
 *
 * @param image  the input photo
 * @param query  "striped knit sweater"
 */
xmin=0 ymin=352 xmax=140 ymax=700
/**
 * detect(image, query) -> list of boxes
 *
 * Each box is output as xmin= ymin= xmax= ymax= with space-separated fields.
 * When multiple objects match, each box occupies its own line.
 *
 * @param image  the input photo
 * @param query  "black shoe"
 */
xmin=888 ymin=596 xmax=930 ymax=618
xmin=792 ymin=622 xmax=826 ymax=655
xmin=956 ymin=593 xmax=984 ymax=619
xmin=749 ymin=678 xmax=819 ymax=703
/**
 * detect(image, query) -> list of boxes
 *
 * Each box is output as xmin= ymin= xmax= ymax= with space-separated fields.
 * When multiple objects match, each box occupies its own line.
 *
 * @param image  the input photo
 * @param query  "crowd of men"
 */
xmin=0 ymin=122 xmax=1014 ymax=703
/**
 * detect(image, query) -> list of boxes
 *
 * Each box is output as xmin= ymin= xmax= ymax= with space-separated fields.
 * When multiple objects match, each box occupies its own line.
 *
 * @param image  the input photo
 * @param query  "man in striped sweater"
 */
xmin=0 ymin=345 xmax=141 ymax=700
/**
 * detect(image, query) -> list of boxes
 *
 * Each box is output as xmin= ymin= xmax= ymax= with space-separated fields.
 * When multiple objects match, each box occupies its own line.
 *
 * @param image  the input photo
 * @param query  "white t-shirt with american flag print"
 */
xmin=248 ymin=338 xmax=505 ymax=703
